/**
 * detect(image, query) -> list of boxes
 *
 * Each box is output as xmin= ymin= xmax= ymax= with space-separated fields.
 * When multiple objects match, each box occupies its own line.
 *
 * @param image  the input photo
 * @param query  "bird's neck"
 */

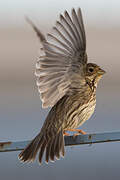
xmin=85 ymin=77 xmax=97 ymax=94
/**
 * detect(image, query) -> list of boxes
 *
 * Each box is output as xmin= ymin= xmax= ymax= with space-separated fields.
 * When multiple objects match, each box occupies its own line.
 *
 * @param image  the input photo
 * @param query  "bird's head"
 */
xmin=85 ymin=63 xmax=106 ymax=87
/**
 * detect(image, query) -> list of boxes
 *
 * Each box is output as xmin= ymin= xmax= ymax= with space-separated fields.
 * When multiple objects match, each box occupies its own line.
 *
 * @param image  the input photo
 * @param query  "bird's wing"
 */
xmin=31 ymin=8 xmax=87 ymax=108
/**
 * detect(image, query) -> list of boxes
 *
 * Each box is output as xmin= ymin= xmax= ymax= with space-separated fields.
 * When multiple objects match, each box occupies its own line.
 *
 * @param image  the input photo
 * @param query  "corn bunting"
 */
xmin=19 ymin=8 xmax=105 ymax=164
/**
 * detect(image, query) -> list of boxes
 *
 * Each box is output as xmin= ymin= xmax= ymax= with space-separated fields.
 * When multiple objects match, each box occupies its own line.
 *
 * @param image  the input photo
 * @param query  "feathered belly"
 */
xmin=64 ymin=96 xmax=96 ymax=129
xmin=76 ymin=98 xmax=96 ymax=127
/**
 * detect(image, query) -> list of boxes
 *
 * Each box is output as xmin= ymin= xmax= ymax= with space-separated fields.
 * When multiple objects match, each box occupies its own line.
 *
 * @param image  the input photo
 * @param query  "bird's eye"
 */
xmin=88 ymin=67 xmax=94 ymax=73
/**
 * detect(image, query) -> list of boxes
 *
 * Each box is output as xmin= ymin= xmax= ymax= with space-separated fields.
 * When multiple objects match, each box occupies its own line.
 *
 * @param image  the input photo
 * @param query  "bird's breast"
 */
xmin=64 ymin=93 xmax=96 ymax=129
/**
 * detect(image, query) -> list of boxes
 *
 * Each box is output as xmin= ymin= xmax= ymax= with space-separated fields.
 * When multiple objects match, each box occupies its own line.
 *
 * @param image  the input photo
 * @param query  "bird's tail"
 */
xmin=18 ymin=130 xmax=65 ymax=164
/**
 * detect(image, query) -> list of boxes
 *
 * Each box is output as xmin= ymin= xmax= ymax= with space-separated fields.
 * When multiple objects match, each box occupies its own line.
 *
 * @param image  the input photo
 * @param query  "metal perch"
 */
xmin=0 ymin=131 xmax=120 ymax=152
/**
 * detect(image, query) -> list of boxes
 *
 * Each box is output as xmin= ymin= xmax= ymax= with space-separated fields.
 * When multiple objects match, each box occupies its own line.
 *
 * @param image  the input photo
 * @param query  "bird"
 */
xmin=18 ymin=8 xmax=105 ymax=164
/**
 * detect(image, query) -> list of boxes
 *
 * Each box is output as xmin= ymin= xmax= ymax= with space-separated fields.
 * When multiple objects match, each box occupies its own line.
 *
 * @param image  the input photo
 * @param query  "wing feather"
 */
xmin=47 ymin=33 xmax=73 ymax=54
xmin=53 ymin=26 xmax=75 ymax=52
xmin=56 ymin=21 xmax=77 ymax=51
xmin=64 ymin=10 xmax=81 ymax=48
xmin=32 ymin=8 xmax=87 ymax=108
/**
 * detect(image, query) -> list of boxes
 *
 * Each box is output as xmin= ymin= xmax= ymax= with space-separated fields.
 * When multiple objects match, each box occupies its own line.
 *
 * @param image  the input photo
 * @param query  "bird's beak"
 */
xmin=98 ymin=68 xmax=106 ymax=75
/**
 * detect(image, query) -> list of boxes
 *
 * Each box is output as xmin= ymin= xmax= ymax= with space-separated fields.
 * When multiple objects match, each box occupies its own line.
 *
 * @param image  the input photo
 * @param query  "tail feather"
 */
xmin=19 ymin=134 xmax=42 ymax=162
xmin=54 ymin=133 xmax=61 ymax=159
xmin=19 ymin=139 xmax=35 ymax=162
xmin=18 ymin=130 xmax=65 ymax=164
xmin=39 ymin=140 xmax=47 ymax=164
xmin=49 ymin=139 xmax=55 ymax=161
xmin=30 ymin=135 xmax=44 ymax=161
xmin=45 ymin=140 xmax=52 ymax=163
xmin=60 ymin=132 xmax=65 ymax=157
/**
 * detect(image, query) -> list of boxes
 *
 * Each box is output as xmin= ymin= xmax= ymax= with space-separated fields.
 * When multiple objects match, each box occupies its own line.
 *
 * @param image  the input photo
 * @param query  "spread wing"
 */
xmin=28 ymin=8 xmax=87 ymax=108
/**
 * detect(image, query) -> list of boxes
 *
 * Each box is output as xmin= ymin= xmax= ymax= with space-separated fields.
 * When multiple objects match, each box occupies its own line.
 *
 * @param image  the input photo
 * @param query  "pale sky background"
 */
xmin=1 ymin=0 xmax=120 ymax=28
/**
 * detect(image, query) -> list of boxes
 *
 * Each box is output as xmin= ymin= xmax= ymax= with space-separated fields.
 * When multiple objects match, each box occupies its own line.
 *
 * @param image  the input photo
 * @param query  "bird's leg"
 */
xmin=67 ymin=129 xmax=86 ymax=136
xmin=63 ymin=131 xmax=70 ymax=136
xmin=75 ymin=129 xmax=86 ymax=135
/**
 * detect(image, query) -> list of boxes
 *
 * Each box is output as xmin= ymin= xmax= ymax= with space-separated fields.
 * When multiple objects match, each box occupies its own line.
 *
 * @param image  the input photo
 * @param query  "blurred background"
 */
xmin=0 ymin=0 xmax=120 ymax=179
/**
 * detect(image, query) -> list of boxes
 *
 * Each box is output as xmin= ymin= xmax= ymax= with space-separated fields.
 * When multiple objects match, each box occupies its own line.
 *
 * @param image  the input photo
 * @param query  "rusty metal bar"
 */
xmin=0 ymin=131 xmax=120 ymax=152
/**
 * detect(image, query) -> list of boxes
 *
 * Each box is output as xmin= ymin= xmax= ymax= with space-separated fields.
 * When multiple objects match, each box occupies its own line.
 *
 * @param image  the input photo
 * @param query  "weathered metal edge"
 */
xmin=0 ymin=131 xmax=120 ymax=152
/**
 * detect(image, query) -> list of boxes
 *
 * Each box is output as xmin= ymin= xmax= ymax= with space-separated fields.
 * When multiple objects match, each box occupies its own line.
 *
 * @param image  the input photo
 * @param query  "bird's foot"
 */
xmin=63 ymin=132 xmax=70 ymax=136
xmin=67 ymin=129 xmax=86 ymax=136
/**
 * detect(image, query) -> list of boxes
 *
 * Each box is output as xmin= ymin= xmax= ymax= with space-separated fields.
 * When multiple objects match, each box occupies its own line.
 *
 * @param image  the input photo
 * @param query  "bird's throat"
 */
xmin=85 ymin=78 xmax=96 ymax=93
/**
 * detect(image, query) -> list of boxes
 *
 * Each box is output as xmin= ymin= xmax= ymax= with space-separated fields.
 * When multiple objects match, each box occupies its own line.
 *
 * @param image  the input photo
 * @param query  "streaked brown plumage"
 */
xmin=19 ymin=8 xmax=105 ymax=164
